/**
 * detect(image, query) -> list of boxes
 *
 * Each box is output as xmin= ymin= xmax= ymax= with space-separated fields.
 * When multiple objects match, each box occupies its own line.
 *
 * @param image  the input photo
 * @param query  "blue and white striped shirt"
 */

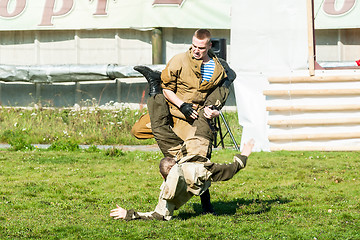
xmin=201 ymin=59 xmax=215 ymax=83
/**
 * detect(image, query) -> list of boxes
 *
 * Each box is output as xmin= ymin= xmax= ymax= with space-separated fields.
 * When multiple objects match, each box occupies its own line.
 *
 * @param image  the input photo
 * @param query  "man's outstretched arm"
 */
xmin=110 ymin=192 xmax=177 ymax=221
xmin=110 ymin=204 xmax=167 ymax=221
xmin=204 ymin=139 xmax=255 ymax=182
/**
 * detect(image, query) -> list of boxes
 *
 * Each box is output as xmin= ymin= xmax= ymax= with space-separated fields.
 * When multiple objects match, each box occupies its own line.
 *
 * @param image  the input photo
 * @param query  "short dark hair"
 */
xmin=159 ymin=157 xmax=176 ymax=179
xmin=194 ymin=29 xmax=211 ymax=44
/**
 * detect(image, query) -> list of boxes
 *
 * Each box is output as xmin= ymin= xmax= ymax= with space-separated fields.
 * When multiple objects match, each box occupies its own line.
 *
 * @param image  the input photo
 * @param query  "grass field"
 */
xmin=1 ymin=149 xmax=359 ymax=239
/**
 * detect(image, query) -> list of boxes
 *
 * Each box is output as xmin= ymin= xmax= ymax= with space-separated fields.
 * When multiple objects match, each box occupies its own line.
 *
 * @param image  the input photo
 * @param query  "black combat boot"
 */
xmin=200 ymin=189 xmax=216 ymax=215
xmin=134 ymin=66 xmax=162 ymax=96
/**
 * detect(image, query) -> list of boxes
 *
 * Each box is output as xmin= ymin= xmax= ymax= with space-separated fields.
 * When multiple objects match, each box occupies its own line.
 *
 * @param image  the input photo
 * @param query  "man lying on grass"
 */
xmin=110 ymin=139 xmax=254 ymax=221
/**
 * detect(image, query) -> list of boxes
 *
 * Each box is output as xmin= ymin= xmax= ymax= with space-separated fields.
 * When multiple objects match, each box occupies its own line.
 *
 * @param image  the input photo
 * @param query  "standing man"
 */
xmin=161 ymin=29 xmax=225 ymax=122
xmin=133 ymin=29 xmax=233 ymax=214
xmin=134 ymin=29 xmax=232 ymax=158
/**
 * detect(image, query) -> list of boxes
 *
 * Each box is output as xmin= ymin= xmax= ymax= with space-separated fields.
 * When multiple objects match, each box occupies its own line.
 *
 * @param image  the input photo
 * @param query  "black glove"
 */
xmin=179 ymin=102 xmax=195 ymax=118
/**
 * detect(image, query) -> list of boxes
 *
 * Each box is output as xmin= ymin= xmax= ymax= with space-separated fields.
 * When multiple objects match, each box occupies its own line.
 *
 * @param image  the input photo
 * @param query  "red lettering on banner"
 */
xmin=93 ymin=0 xmax=108 ymax=15
xmin=153 ymin=0 xmax=184 ymax=5
xmin=39 ymin=0 xmax=74 ymax=26
xmin=323 ymin=0 xmax=356 ymax=15
xmin=0 ymin=0 xmax=26 ymax=18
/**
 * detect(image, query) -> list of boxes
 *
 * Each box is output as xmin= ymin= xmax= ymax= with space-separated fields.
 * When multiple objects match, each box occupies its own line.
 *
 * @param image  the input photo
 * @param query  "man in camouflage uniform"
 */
xmin=110 ymin=138 xmax=254 ymax=221
xmin=132 ymin=29 xmax=236 ymax=159
xmin=131 ymin=29 xmax=236 ymax=214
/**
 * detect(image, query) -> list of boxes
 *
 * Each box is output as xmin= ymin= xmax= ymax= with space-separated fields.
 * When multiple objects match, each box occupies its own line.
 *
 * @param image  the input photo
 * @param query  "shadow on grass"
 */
xmin=176 ymin=197 xmax=292 ymax=220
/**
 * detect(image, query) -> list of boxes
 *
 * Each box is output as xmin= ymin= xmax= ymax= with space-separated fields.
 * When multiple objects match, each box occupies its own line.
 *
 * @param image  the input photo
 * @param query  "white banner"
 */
xmin=0 ymin=0 xmax=359 ymax=31
xmin=314 ymin=0 xmax=360 ymax=29
xmin=0 ymin=0 xmax=231 ymax=31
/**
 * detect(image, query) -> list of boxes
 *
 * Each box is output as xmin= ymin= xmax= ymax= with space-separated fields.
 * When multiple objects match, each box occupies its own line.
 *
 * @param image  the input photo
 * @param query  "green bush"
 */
xmin=2 ymin=129 xmax=34 ymax=151
xmin=104 ymin=147 xmax=125 ymax=157
xmin=85 ymin=145 xmax=101 ymax=153
xmin=0 ymin=107 xmax=160 ymax=146
xmin=0 ymin=107 xmax=241 ymax=147
xmin=48 ymin=139 xmax=80 ymax=151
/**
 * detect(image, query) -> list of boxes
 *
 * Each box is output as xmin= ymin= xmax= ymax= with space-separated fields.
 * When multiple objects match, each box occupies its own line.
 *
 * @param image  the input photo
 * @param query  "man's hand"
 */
xmin=163 ymin=89 xmax=198 ymax=119
xmin=204 ymin=105 xmax=220 ymax=119
xmin=179 ymin=102 xmax=198 ymax=119
xmin=110 ymin=205 xmax=127 ymax=220
xmin=241 ymin=139 xmax=255 ymax=157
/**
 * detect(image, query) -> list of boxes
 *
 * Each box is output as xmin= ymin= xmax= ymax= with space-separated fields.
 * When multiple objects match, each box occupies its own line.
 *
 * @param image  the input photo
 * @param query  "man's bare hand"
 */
xmin=110 ymin=205 xmax=127 ymax=220
xmin=204 ymin=106 xmax=220 ymax=119
xmin=241 ymin=139 xmax=255 ymax=157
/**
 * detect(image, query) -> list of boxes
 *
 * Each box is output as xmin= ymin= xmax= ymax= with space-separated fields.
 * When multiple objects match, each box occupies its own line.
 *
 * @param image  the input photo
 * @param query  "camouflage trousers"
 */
xmin=147 ymin=86 xmax=229 ymax=159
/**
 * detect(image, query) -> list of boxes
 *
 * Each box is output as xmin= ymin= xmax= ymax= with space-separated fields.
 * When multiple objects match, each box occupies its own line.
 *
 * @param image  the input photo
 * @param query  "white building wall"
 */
xmin=0 ymin=28 xmax=233 ymax=108
xmin=315 ymin=28 xmax=360 ymax=62
xmin=1 ymin=27 xmax=358 ymax=66
xmin=0 ymin=28 xmax=231 ymax=66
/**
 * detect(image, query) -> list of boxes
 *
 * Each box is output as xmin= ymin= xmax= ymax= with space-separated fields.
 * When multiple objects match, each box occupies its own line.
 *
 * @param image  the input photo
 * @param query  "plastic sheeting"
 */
xmin=231 ymin=0 xmax=360 ymax=151
xmin=0 ymin=64 xmax=165 ymax=83
xmin=230 ymin=0 xmax=309 ymax=151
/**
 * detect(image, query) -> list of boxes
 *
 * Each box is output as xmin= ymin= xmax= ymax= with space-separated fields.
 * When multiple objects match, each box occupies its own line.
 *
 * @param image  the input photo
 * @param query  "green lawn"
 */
xmin=1 ymin=149 xmax=359 ymax=239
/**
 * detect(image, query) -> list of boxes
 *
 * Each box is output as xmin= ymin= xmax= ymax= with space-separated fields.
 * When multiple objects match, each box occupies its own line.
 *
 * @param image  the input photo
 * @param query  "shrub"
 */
xmin=48 ymin=139 xmax=80 ymax=151
xmin=2 ymin=129 xmax=34 ymax=151
xmin=104 ymin=147 xmax=125 ymax=157
xmin=85 ymin=145 xmax=101 ymax=153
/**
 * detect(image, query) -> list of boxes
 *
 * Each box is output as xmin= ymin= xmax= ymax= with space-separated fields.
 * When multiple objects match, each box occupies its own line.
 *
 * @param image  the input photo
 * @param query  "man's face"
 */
xmin=191 ymin=36 xmax=211 ymax=60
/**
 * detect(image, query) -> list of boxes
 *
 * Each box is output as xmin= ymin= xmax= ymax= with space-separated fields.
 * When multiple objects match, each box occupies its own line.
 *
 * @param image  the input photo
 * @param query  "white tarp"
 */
xmin=230 ymin=0 xmax=309 ymax=151
xmin=231 ymin=0 xmax=360 ymax=151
